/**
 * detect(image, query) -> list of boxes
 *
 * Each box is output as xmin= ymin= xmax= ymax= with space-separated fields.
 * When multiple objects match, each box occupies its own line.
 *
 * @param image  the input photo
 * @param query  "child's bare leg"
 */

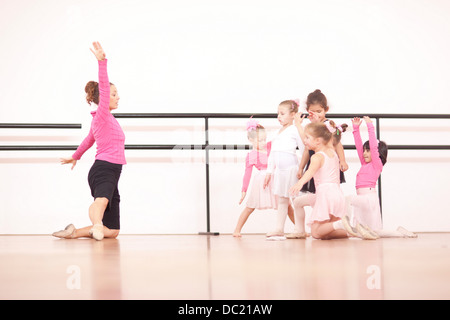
xmin=320 ymin=229 xmax=348 ymax=240
xmin=311 ymin=219 xmax=348 ymax=240
xmin=233 ymin=207 xmax=255 ymax=237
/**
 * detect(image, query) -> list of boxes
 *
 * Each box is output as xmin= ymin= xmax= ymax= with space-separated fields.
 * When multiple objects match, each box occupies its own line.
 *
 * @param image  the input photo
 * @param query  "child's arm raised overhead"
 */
xmin=364 ymin=116 xmax=383 ymax=170
xmin=352 ymin=117 xmax=365 ymax=165
xmin=294 ymin=113 xmax=307 ymax=142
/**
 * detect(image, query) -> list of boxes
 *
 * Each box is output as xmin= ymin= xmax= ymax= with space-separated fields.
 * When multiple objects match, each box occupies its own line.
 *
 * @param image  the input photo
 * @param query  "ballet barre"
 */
xmin=1 ymin=113 xmax=450 ymax=235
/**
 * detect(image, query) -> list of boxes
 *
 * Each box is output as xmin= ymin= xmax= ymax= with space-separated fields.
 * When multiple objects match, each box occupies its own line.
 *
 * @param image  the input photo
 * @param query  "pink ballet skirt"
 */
xmin=306 ymin=151 xmax=345 ymax=227
xmin=246 ymin=169 xmax=278 ymax=210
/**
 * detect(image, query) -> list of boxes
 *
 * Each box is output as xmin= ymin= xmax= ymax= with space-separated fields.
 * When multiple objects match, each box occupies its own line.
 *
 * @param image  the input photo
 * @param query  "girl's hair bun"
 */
xmin=306 ymin=89 xmax=329 ymax=112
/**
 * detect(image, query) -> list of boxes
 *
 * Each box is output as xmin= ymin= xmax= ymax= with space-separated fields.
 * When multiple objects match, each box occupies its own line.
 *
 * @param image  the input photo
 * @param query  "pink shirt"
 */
xmin=353 ymin=122 xmax=382 ymax=189
xmin=242 ymin=142 xmax=271 ymax=192
xmin=72 ymin=60 xmax=126 ymax=165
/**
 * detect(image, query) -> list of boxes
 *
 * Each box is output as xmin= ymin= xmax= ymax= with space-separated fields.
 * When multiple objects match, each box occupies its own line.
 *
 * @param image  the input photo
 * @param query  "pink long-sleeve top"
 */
xmin=353 ymin=122 xmax=382 ymax=189
xmin=72 ymin=59 xmax=126 ymax=165
xmin=241 ymin=142 xmax=271 ymax=192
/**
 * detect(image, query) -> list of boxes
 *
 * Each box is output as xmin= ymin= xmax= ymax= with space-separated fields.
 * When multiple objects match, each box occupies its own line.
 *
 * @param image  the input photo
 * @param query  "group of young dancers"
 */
xmin=52 ymin=42 xmax=416 ymax=241
xmin=234 ymin=92 xmax=417 ymax=240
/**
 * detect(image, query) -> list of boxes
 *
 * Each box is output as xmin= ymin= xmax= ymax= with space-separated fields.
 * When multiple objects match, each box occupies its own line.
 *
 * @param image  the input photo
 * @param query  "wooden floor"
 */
xmin=1 ymin=233 xmax=450 ymax=300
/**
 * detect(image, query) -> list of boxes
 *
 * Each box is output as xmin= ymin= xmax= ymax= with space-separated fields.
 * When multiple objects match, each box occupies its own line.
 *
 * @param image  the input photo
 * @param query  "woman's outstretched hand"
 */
xmin=60 ymin=157 xmax=77 ymax=170
xmin=90 ymin=41 xmax=106 ymax=61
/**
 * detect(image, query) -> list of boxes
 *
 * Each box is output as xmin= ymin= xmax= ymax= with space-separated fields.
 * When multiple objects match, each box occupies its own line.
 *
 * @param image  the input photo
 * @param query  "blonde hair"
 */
xmin=247 ymin=125 xmax=266 ymax=140
xmin=305 ymin=121 xmax=348 ymax=145
xmin=279 ymin=99 xmax=299 ymax=113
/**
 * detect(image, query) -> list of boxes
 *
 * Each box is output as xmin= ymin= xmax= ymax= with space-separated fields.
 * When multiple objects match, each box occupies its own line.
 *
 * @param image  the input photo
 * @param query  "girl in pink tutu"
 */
xmin=234 ymin=118 xmax=294 ymax=237
xmin=290 ymin=119 xmax=377 ymax=240
xmin=347 ymin=116 xmax=416 ymax=238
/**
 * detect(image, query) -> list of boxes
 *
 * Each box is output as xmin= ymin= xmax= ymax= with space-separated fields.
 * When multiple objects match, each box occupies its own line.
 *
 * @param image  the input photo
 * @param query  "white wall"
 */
xmin=0 ymin=0 xmax=449 ymax=234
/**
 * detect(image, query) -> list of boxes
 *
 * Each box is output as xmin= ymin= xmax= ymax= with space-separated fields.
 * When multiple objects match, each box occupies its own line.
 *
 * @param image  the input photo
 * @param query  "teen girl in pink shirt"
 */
xmin=53 ymin=42 xmax=125 ymax=241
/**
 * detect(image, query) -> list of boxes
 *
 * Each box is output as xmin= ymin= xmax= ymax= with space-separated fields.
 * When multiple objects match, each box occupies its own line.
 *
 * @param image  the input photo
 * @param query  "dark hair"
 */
xmin=306 ymin=89 xmax=329 ymax=112
xmin=85 ymin=81 xmax=114 ymax=105
xmin=363 ymin=140 xmax=388 ymax=165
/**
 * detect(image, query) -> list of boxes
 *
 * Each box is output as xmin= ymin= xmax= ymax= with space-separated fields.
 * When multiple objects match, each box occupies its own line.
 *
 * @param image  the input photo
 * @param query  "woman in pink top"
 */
xmin=53 ymin=42 xmax=125 ymax=241
xmin=347 ymin=117 xmax=416 ymax=238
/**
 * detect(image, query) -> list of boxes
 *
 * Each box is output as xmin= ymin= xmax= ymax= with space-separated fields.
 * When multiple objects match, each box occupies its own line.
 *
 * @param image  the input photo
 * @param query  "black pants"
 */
xmin=88 ymin=160 xmax=122 ymax=230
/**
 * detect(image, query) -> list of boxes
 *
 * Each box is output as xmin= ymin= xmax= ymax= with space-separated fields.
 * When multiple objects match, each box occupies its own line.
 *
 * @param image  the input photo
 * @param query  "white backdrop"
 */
xmin=0 ymin=0 xmax=449 ymax=234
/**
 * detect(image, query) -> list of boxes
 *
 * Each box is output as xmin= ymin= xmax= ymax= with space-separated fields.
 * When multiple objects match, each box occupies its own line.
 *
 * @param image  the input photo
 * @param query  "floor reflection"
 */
xmin=1 ymin=234 xmax=448 ymax=299
xmin=91 ymin=239 xmax=122 ymax=300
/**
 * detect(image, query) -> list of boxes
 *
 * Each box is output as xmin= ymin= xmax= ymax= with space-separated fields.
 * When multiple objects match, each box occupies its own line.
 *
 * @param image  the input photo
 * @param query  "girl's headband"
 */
xmin=292 ymin=99 xmax=300 ymax=111
xmin=246 ymin=117 xmax=259 ymax=132
xmin=325 ymin=122 xmax=343 ymax=135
